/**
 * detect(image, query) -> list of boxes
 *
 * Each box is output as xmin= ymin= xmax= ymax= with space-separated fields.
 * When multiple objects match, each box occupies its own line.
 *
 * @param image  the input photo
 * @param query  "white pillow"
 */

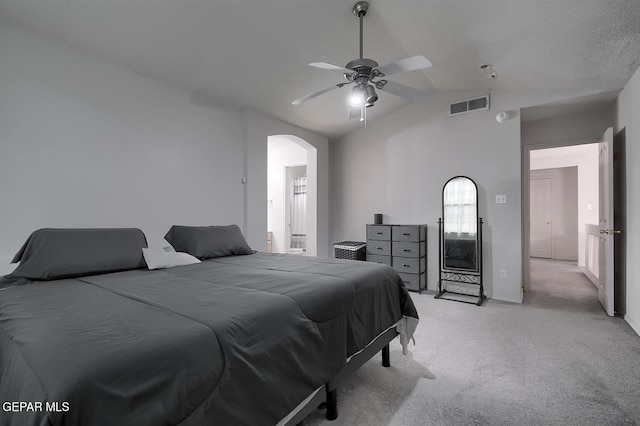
xmin=142 ymin=247 xmax=201 ymax=270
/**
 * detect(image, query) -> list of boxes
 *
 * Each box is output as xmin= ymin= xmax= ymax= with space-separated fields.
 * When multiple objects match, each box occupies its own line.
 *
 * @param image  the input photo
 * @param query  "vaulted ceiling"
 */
xmin=1 ymin=0 xmax=639 ymax=138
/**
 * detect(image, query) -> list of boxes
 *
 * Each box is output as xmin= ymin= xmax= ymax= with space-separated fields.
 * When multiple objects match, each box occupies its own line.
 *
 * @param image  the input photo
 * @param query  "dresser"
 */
xmin=366 ymin=224 xmax=427 ymax=292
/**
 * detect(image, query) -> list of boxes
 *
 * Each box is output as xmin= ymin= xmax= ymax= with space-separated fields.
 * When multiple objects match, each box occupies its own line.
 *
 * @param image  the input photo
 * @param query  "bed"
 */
xmin=0 ymin=226 xmax=418 ymax=426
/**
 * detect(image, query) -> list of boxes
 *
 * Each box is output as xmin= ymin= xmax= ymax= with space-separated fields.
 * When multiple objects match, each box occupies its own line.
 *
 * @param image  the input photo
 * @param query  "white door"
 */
xmin=598 ymin=127 xmax=615 ymax=316
xmin=530 ymin=177 xmax=553 ymax=258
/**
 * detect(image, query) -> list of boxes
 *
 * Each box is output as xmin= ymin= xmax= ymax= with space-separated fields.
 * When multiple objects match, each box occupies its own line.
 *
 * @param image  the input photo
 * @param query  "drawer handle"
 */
xmin=376 ymin=232 xmax=384 ymax=235
xmin=402 ymin=249 xmax=411 ymax=252
xmin=376 ymin=247 xmax=384 ymax=250
xmin=402 ymin=232 xmax=411 ymax=236
xmin=402 ymin=264 xmax=411 ymax=267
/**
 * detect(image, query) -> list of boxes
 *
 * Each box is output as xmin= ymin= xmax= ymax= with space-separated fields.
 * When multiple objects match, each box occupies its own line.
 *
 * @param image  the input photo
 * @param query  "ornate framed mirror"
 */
xmin=435 ymin=176 xmax=486 ymax=305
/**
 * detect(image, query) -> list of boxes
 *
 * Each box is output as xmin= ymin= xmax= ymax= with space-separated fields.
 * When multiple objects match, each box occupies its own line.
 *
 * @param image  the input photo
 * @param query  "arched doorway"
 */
xmin=267 ymin=135 xmax=318 ymax=256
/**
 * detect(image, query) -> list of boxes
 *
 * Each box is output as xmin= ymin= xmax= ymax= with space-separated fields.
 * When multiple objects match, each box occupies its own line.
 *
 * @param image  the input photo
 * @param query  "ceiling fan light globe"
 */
xmin=349 ymin=96 xmax=363 ymax=106
xmin=349 ymin=86 xmax=365 ymax=106
xmin=365 ymin=85 xmax=378 ymax=106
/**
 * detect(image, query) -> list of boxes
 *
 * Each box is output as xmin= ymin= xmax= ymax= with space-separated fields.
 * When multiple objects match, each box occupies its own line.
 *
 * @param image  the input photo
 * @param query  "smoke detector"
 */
xmin=496 ymin=111 xmax=510 ymax=122
xmin=480 ymin=64 xmax=498 ymax=79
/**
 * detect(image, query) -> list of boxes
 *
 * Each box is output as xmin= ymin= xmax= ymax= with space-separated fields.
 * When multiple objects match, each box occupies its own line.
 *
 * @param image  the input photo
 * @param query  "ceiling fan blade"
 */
xmin=309 ymin=62 xmax=354 ymax=73
xmin=375 ymin=55 xmax=432 ymax=77
xmin=292 ymin=83 xmax=348 ymax=106
xmin=378 ymin=80 xmax=429 ymax=103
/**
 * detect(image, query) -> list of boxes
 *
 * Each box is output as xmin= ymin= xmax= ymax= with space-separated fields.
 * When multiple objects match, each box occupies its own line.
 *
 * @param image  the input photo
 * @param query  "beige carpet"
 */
xmin=302 ymin=259 xmax=640 ymax=425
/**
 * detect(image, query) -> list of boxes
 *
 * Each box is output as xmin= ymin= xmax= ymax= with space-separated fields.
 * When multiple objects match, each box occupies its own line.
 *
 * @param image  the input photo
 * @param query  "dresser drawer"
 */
xmin=366 ymin=240 xmax=391 ymax=256
xmin=367 ymin=225 xmax=391 ymax=241
xmin=392 ymin=241 xmax=424 ymax=258
xmin=398 ymin=272 xmax=425 ymax=292
xmin=366 ymin=254 xmax=391 ymax=266
xmin=393 ymin=256 xmax=425 ymax=275
xmin=392 ymin=225 xmax=423 ymax=242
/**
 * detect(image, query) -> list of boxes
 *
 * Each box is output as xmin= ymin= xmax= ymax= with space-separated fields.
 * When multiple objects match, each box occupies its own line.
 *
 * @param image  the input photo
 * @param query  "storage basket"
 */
xmin=334 ymin=241 xmax=366 ymax=261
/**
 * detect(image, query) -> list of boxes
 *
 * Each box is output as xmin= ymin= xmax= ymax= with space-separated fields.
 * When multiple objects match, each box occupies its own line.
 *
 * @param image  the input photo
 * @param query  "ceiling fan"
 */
xmin=292 ymin=1 xmax=432 ymax=121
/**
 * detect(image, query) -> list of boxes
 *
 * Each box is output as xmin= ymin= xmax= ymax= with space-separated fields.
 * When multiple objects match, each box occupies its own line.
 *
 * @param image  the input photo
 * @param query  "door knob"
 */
xmin=600 ymin=229 xmax=622 ymax=235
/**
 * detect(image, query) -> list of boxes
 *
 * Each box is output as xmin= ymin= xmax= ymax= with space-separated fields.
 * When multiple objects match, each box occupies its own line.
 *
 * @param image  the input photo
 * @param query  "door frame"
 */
xmin=613 ymin=128 xmax=627 ymax=316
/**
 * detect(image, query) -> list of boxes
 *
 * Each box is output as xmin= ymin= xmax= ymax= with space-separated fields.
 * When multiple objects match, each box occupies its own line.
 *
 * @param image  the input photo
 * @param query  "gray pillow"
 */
xmin=164 ymin=225 xmax=254 ymax=259
xmin=6 ymin=228 xmax=148 ymax=281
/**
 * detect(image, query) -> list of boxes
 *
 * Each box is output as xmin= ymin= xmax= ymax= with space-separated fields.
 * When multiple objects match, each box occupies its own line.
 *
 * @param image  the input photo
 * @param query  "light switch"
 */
xmin=496 ymin=194 xmax=507 ymax=204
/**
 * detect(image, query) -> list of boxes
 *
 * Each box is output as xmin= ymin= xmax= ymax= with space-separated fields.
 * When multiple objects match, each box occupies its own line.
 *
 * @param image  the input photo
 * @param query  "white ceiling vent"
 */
xmin=449 ymin=94 xmax=490 ymax=116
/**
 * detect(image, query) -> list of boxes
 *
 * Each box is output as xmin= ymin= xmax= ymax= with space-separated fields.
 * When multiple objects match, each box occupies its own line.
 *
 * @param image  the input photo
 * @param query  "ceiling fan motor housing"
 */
xmin=345 ymin=58 xmax=378 ymax=72
xmin=344 ymin=58 xmax=379 ymax=81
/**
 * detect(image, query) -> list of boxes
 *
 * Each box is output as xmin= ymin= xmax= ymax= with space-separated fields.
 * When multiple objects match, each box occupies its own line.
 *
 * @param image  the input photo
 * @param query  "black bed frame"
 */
xmin=283 ymin=328 xmax=398 ymax=424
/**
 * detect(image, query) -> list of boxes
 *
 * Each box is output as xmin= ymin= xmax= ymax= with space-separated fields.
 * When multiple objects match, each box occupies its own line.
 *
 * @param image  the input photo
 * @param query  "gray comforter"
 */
xmin=0 ymin=253 xmax=417 ymax=426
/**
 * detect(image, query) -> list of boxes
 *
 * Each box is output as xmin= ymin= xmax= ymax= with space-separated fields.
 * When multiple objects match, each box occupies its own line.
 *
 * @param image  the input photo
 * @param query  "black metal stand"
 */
xmin=435 ymin=217 xmax=486 ymax=306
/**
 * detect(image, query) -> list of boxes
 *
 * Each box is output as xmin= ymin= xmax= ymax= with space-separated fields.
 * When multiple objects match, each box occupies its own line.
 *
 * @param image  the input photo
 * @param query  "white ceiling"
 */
xmin=1 ymin=0 xmax=639 ymax=138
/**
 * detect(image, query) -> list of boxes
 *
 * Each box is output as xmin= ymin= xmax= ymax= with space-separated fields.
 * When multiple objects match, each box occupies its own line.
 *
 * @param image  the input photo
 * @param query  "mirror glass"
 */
xmin=442 ymin=176 xmax=478 ymax=271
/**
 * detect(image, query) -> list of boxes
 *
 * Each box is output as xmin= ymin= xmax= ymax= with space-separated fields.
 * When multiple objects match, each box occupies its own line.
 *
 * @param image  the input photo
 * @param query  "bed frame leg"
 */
xmin=325 ymin=384 xmax=337 ymax=420
xmin=382 ymin=344 xmax=390 ymax=367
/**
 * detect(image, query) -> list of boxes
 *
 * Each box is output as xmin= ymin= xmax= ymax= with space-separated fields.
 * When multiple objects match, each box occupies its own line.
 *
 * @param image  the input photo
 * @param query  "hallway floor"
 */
xmin=526 ymin=257 xmax=603 ymax=314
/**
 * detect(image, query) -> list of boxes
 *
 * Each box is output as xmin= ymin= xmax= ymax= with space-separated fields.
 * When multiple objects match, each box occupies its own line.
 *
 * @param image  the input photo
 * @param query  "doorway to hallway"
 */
xmin=526 ymin=144 xmax=599 ymax=307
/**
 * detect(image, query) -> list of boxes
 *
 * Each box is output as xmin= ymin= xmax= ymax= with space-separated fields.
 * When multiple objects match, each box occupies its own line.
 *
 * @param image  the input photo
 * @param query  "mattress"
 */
xmin=0 ymin=252 xmax=417 ymax=426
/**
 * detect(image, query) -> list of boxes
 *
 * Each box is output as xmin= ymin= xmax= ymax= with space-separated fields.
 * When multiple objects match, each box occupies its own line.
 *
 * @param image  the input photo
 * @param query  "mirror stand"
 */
xmin=435 ymin=175 xmax=486 ymax=306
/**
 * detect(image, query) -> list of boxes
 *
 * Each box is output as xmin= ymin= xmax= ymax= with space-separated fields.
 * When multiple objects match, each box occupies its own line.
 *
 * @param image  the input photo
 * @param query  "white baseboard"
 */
xmin=625 ymin=314 xmax=640 ymax=337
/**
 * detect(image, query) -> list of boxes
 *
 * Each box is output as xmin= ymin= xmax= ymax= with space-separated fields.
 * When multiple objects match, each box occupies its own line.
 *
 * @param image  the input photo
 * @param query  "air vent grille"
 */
xmin=449 ymin=95 xmax=490 ymax=116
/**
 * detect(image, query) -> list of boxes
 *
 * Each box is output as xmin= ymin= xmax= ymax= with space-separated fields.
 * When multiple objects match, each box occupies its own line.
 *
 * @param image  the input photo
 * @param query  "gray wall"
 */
xmin=331 ymin=90 xmax=524 ymax=302
xmin=522 ymin=105 xmax=613 ymax=146
xmin=0 ymin=23 xmax=331 ymax=275
xmin=330 ymin=89 xmax=618 ymax=303
xmin=0 ymin=24 xmax=246 ymax=272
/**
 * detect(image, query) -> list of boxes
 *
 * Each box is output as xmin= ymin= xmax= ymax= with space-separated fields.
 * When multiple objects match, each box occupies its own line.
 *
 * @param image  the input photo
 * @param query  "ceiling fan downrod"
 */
xmin=344 ymin=2 xmax=378 ymax=84
xmin=346 ymin=2 xmax=379 ymax=74
xmin=348 ymin=1 xmax=380 ymax=111
xmin=353 ymin=1 xmax=369 ymax=60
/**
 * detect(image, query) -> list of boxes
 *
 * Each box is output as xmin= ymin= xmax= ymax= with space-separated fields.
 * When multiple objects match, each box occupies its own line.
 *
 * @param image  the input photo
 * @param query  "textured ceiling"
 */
xmin=1 ymin=0 xmax=639 ymax=138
